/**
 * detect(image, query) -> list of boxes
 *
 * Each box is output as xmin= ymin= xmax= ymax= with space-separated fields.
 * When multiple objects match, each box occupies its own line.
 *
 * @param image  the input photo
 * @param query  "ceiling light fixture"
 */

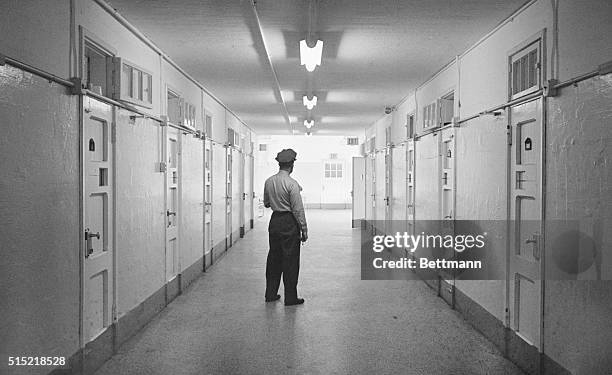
xmin=304 ymin=120 xmax=314 ymax=129
xmin=299 ymin=40 xmax=323 ymax=72
xmin=302 ymin=95 xmax=318 ymax=110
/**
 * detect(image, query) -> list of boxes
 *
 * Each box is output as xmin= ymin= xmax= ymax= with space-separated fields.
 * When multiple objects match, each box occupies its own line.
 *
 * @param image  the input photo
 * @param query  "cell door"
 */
xmin=440 ymin=127 xmax=456 ymax=287
xmin=406 ymin=140 xmax=415 ymax=235
xmin=165 ymin=127 xmax=180 ymax=282
xmin=405 ymin=140 xmax=416 ymax=260
xmin=232 ymin=149 xmax=242 ymax=241
xmin=225 ymin=148 xmax=232 ymax=247
xmin=384 ymin=148 xmax=393 ymax=235
xmin=243 ymin=154 xmax=252 ymax=233
xmin=82 ymin=98 xmax=114 ymax=344
xmin=375 ymin=151 xmax=386 ymax=233
xmin=508 ymin=98 xmax=543 ymax=350
xmin=390 ymin=144 xmax=406 ymax=237
xmin=204 ymin=140 xmax=213 ymax=263
xmin=440 ymin=128 xmax=455 ymax=221
xmin=248 ymin=156 xmax=254 ymax=229
xmin=352 ymin=157 xmax=366 ymax=227
xmin=364 ymin=155 xmax=375 ymax=224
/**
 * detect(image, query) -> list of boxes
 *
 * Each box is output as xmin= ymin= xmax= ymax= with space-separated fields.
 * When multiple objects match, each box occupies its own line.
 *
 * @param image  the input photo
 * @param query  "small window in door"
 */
xmin=509 ymin=38 xmax=542 ymax=99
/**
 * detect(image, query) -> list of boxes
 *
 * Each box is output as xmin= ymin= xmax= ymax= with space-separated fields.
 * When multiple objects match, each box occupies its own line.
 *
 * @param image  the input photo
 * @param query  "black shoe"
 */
xmin=265 ymin=294 xmax=281 ymax=302
xmin=284 ymin=298 xmax=305 ymax=306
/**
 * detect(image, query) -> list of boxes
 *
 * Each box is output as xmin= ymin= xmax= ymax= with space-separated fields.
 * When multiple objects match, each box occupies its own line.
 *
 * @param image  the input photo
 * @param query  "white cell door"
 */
xmin=370 ymin=155 xmax=377 ymax=222
xmin=384 ymin=148 xmax=393 ymax=235
xmin=238 ymin=150 xmax=245 ymax=235
xmin=440 ymin=127 xmax=456 ymax=284
xmin=243 ymin=154 xmax=252 ymax=232
xmin=82 ymin=98 xmax=114 ymax=344
xmin=440 ymin=128 xmax=456 ymax=221
xmin=391 ymin=144 xmax=406 ymax=221
xmin=375 ymin=151 xmax=386 ymax=233
xmin=509 ymin=98 xmax=543 ymax=350
xmin=204 ymin=140 xmax=213 ymax=256
xmin=248 ymin=156 xmax=254 ymax=229
xmin=364 ymin=155 xmax=375 ymax=223
xmin=352 ymin=157 xmax=366 ymax=225
xmin=165 ymin=127 xmax=180 ymax=282
xmin=225 ymin=147 xmax=232 ymax=246
xmin=407 ymin=140 xmax=415 ymax=234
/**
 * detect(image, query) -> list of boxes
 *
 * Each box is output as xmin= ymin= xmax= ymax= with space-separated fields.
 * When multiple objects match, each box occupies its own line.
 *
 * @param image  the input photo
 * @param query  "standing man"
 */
xmin=264 ymin=149 xmax=308 ymax=306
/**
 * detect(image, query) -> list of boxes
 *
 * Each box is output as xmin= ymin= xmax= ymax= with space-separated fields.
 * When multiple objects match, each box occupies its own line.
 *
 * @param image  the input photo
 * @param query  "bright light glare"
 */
xmin=299 ymin=40 xmax=323 ymax=72
xmin=302 ymin=95 xmax=318 ymax=110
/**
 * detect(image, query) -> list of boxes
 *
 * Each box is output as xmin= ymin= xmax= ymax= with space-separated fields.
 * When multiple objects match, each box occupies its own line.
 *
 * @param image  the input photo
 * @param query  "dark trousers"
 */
xmin=265 ymin=211 xmax=301 ymax=301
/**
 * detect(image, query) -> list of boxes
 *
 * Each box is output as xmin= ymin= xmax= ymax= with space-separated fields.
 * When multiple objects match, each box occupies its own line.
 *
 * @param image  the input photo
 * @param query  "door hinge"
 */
xmin=507 ymin=126 xmax=512 ymax=146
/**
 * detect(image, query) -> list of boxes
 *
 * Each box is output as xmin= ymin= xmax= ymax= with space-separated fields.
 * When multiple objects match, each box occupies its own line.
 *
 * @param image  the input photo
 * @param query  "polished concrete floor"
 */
xmin=95 ymin=210 xmax=524 ymax=375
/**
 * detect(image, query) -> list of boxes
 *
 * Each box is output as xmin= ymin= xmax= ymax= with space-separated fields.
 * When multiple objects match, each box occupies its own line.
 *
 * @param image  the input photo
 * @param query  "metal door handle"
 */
xmin=167 ymin=210 xmax=176 ymax=217
xmin=85 ymin=229 xmax=99 ymax=258
xmin=525 ymin=234 xmax=540 ymax=260
xmin=88 ymin=232 xmax=100 ymax=239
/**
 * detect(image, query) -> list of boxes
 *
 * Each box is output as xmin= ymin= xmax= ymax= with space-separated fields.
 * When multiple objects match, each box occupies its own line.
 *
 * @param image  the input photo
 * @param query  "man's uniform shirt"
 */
xmin=263 ymin=170 xmax=308 ymax=232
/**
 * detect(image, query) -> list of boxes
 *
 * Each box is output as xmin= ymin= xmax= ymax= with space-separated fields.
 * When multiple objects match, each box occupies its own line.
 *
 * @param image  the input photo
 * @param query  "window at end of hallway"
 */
xmin=325 ymin=163 xmax=343 ymax=178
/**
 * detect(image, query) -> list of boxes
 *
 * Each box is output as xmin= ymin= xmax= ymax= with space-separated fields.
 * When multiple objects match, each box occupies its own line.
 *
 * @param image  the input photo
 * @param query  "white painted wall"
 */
xmin=255 ymin=135 xmax=362 ymax=208
xmin=458 ymin=0 xmax=552 ymax=117
xmin=0 ymin=0 xmax=71 ymax=77
xmin=0 ymin=65 xmax=80 ymax=374
xmin=179 ymin=134 xmax=205 ymax=272
xmin=211 ymin=142 xmax=227 ymax=248
xmin=544 ymin=75 xmax=612 ymax=374
xmin=115 ymin=112 xmax=166 ymax=316
xmin=556 ymin=0 xmax=612 ymax=81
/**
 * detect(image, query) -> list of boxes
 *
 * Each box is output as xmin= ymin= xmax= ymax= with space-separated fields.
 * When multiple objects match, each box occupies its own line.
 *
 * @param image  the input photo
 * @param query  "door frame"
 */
xmin=163 ymin=125 xmax=181 ymax=283
xmin=79 ymin=95 xmax=117 ymax=347
xmin=505 ymin=96 xmax=546 ymax=351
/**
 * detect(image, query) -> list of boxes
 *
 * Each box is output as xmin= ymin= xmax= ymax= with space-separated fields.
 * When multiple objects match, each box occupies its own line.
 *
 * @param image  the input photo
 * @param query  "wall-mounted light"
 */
xmin=305 ymin=131 xmax=312 ymax=137
xmin=300 ymin=40 xmax=323 ymax=72
xmin=303 ymin=95 xmax=318 ymax=110
xmin=304 ymin=120 xmax=314 ymax=129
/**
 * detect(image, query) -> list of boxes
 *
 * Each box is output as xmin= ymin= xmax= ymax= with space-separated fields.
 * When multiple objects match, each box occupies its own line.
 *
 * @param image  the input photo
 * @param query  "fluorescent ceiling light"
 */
xmin=304 ymin=120 xmax=314 ymax=129
xmin=300 ymin=40 xmax=323 ymax=72
xmin=302 ymin=95 xmax=318 ymax=110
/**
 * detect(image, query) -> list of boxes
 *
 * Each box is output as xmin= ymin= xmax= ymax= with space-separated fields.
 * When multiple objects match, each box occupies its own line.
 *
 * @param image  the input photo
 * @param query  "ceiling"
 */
xmin=107 ymin=0 xmax=527 ymax=136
